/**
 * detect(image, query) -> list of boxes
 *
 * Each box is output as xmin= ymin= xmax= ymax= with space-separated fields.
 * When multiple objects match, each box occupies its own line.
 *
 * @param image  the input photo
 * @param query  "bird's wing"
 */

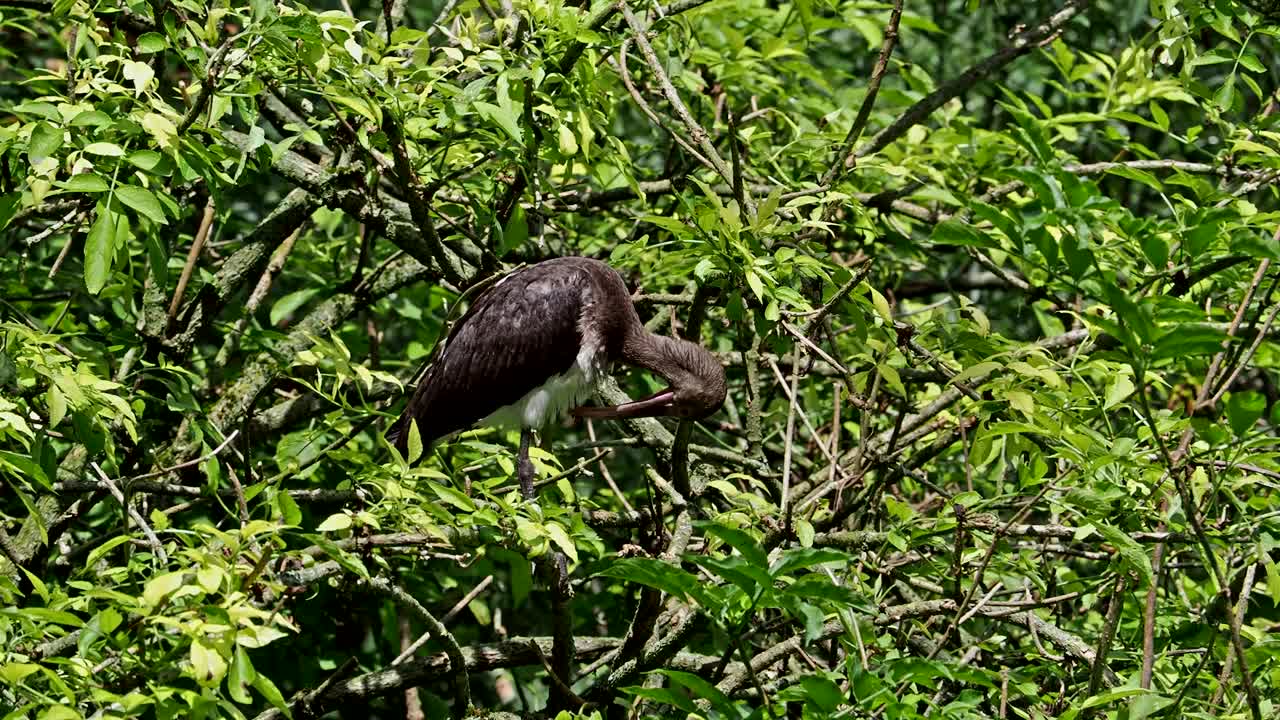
xmin=389 ymin=265 xmax=587 ymax=451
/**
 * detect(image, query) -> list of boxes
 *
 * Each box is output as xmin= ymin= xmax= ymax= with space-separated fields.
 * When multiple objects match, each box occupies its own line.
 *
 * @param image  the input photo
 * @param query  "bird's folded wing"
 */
xmin=389 ymin=266 xmax=586 ymax=449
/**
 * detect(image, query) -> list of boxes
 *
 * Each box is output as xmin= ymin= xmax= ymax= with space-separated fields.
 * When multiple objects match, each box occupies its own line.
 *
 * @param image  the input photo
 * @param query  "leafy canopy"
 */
xmin=1 ymin=0 xmax=1280 ymax=718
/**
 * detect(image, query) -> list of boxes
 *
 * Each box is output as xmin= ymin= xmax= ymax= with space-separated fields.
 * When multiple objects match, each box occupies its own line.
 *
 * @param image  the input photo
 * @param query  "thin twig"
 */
xmin=178 ymin=38 xmax=236 ymax=135
xmin=822 ymin=0 xmax=903 ymax=186
xmin=90 ymin=462 xmax=167 ymax=562
xmin=586 ymin=420 xmax=634 ymax=514
xmin=365 ymin=577 xmax=471 ymax=719
xmin=166 ymin=196 xmax=216 ymax=333
xmin=383 ymin=111 xmax=465 ymax=285
xmin=618 ymin=1 xmax=749 ymax=216
xmin=857 ymin=0 xmax=1091 ymax=159
xmin=1211 ymin=563 xmax=1258 ymax=707
xmin=26 ymin=206 xmax=83 ymax=249
xmin=778 ymin=346 xmax=802 ymax=537
xmin=1198 ymin=258 xmax=1270 ymax=410
xmin=928 ymin=481 xmax=1056 ymax=660
xmin=1208 ymin=299 xmax=1280 ymax=406
xmin=129 ymin=429 xmax=241 ymax=483
xmin=392 ymin=575 xmax=494 ymax=666
xmin=217 ymin=224 xmax=303 ymax=362
xmin=610 ymin=43 xmax=717 ymax=173
xmin=1140 ymin=504 xmax=1167 ymax=689
xmin=1086 ymin=575 xmax=1127 ymax=701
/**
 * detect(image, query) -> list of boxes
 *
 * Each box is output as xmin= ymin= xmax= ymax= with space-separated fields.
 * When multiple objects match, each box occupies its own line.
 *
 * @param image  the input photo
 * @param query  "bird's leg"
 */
xmin=518 ymin=428 xmax=536 ymax=500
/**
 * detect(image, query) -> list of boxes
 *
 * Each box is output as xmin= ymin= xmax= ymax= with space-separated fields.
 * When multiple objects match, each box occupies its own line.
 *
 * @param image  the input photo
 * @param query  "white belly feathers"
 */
xmin=482 ymin=331 xmax=604 ymax=430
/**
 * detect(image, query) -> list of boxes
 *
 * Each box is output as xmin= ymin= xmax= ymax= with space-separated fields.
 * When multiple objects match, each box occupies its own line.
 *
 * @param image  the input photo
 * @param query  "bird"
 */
xmin=388 ymin=256 xmax=727 ymax=500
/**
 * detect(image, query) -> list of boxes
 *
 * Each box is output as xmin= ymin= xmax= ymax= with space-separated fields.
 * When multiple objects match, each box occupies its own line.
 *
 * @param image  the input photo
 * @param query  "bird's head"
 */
xmin=574 ymin=336 xmax=726 ymax=421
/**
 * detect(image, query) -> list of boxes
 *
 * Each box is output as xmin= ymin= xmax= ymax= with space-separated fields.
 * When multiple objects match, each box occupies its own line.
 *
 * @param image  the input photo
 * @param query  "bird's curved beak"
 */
xmin=572 ymin=389 xmax=675 ymax=419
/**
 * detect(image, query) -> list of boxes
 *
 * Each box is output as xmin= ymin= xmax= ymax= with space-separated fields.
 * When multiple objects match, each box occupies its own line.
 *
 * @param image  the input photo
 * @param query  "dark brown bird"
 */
xmin=388 ymin=257 xmax=726 ymax=498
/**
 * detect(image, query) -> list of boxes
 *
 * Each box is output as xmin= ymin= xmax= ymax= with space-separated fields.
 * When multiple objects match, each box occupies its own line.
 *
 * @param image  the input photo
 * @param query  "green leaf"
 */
xmin=545 ymin=522 xmax=578 ymax=563
xmin=1140 ymin=232 xmax=1169 ymax=268
xmin=654 ymin=669 xmax=736 ymax=713
xmin=1007 ymin=168 xmax=1064 ymax=209
xmin=46 ymin=384 xmax=66 ymax=428
xmin=276 ymin=491 xmax=302 ymax=526
xmin=11 ymin=102 xmax=61 ymax=120
xmin=142 ymin=570 xmax=186 ymax=609
xmin=932 ymin=219 xmax=996 ymax=248
xmin=1097 ymin=524 xmax=1152 ymax=586
xmin=69 ymin=110 xmax=112 ymax=128
xmin=390 ymin=26 xmax=428 ymax=44
xmin=698 ymin=521 xmax=768 ymax=568
xmin=1148 ymin=101 xmax=1169 ymax=131
xmin=951 ymin=360 xmax=1001 ymax=386
xmin=1104 ymin=165 xmax=1163 ymax=191
xmin=59 ymin=173 xmax=110 ymax=192
xmin=1061 ymin=229 xmax=1093 ymax=280
xmin=270 ymin=287 xmax=321 ymax=326
xmin=1106 ymin=286 xmax=1154 ymax=346
xmin=689 ymin=553 xmax=771 ymax=596
xmin=0 ymin=663 xmax=41 ymax=684
xmin=236 ymin=626 xmax=290 ymax=649
xmin=782 ymin=575 xmax=861 ymax=607
xmin=0 ymin=193 xmax=20 ymax=231
xmin=745 ymin=269 xmax=766 ymax=301
xmin=252 ymin=672 xmax=290 ymax=713
xmin=406 ymin=420 xmax=424 ymax=465
xmin=1063 ymin=487 xmax=1112 ymax=517
xmin=83 ymin=142 xmax=125 ymax=157
xmin=316 ymin=513 xmax=352 ymax=532
xmin=136 ymin=32 xmax=168 ymax=53
xmin=504 ymin=549 xmax=533 ymax=607
xmin=328 ymin=92 xmax=381 ymax=125
xmin=122 ymin=60 xmax=155 ymax=94
xmin=77 ymin=609 xmax=121 ymax=659
xmin=1150 ymin=324 xmax=1228 ymax=361
xmin=251 ymin=0 xmax=277 ymax=21
xmin=1238 ymin=52 xmax=1265 ymax=73
xmin=796 ymin=518 xmax=815 ymax=547
xmin=84 ymin=206 xmax=119 ymax=294
xmin=1214 ymin=73 xmax=1236 ymax=110
xmin=305 ymin=536 xmax=369 ymax=578
xmin=757 ymin=186 xmax=783 ymax=227
xmin=499 ymin=204 xmax=528 ymax=256
xmin=29 ymin=122 xmax=63 ymax=162
xmin=141 ymin=112 xmax=178 ymax=149
xmin=115 ymin=184 xmax=168 ymax=224
xmin=228 ymin=645 xmax=256 ymax=703
xmin=771 ymin=547 xmax=853 ymax=577
xmin=126 ymin=149 xmax=166 ymax=172
xmin=637 ymin=216 xmax=687 ymax=237
xmin=1226 ymin=391 xmax=1265 ymax=436
xmin=1006 ymin=389 xmax=1035 ymax=415
xmin=1104 ymin=373 xmax=1134 ymax=410
xmin=473 ymin=101 xmax=524 ymax=145
xmin=429 ymin=482 xmax=476 ymax=511
xmin=3 ymin=606 xmax=81 ymax=626
xmin=556 ymin=123 xmax=577 ymax=155
xmin=622 ymin=686 xmax=699 ymax=714
xmin=799 ymin=675 xmax=845 ymax=712
xmin=84 ymin=535 xmax=133 ymax=569
xmin=190 ymin=638 xmax=228 ymax=686
xmin=594 ymin=558 xmax=716 ymax=607
xmin=1264 ymin=559 xmax=1280 ymax=606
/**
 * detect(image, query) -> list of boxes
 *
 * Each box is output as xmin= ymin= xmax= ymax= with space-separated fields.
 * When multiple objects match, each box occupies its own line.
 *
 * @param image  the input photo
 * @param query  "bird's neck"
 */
xmin=621 ymin=330 xmax=701 ymax=382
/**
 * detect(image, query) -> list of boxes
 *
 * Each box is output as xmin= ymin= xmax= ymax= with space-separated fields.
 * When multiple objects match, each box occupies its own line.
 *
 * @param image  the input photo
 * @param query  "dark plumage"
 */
xmin=388 ymin=257 xmax=726 ymax=496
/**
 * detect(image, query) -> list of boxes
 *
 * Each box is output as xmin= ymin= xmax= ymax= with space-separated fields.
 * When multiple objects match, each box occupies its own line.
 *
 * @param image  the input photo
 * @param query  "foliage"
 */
xmin=2 ymin=0 xmax=1280 ymax=717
